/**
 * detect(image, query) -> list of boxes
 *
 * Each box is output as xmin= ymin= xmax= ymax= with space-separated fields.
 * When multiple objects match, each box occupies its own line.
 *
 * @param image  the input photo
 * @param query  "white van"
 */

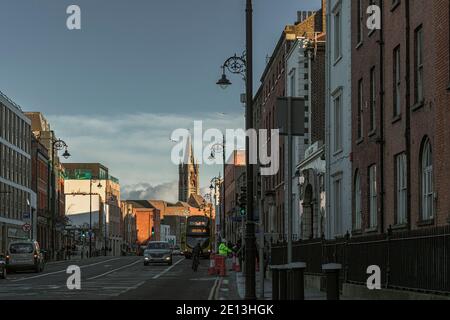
xmin=6 ymin=241 xmax=45 ymax=273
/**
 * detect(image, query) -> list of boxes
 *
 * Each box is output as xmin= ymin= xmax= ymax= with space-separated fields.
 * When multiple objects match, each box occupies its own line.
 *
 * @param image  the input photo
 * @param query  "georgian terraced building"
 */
xmin=351 ymin=0 xmax=450 ymax=235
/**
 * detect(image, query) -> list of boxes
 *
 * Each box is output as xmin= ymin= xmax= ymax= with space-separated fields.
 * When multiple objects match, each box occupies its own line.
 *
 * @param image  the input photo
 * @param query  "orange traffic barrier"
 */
xmin=215 ymin=255 xmax=227 ymax=277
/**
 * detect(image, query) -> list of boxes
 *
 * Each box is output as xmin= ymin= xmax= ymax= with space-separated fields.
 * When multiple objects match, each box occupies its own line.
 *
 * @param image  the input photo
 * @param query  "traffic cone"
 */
xmin=232 ymin=254 xmax=236 ymax=270
xmin=235 ymin=256 xmax=241 ymax=272
xmin=208 ymin=254 xmax=216 ymax=275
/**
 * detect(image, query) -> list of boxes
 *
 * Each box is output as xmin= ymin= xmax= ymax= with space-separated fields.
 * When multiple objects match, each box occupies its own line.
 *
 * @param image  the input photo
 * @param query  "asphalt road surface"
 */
xmin=0 ymin=256 xmax=219 ymax=300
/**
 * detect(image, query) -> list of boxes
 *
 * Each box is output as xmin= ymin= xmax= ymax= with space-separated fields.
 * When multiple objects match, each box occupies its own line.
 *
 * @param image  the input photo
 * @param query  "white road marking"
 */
xmin=11 ymin=258 xmax=122 ymax=282
xmin=208 ymin=277 xmax=219 ymax=300
xmin=152 ymin=258 xmax=185 ymax=279
xmin=87 ymin=259 xmax=142 ymax=280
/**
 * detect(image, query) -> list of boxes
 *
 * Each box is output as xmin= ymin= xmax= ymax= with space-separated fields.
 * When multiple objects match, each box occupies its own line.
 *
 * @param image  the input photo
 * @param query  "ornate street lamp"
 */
xmin=215 ymin=0 xmax=255 ymax=299
xmin=216 ymin=53 xmax=246 ymax=90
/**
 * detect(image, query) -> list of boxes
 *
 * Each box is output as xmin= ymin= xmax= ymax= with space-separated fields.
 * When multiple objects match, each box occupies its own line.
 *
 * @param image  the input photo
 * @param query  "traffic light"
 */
xmin=238 ymin=186 xmax=247 ymax=216
xmin=151 ymin=227 xmax=155 ymax=237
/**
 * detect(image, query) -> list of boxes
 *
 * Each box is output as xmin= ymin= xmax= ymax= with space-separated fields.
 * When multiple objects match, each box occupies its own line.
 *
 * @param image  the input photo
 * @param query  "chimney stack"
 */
xmin=296 ymin=11 xmax=314 ymax=24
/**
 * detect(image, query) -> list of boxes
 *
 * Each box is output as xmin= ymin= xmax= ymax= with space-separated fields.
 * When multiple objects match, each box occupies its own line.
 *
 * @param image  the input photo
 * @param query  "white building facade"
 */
xmin=285 ymin=39 xmax=311 ymax=240
xmin=325 ymin=0 xmax=352 ymax=239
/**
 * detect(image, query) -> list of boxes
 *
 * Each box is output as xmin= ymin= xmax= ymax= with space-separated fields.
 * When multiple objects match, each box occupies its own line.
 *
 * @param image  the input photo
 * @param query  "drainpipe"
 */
xmin=405 ymin=0 xmax=411 ymax=230
xmin=325 ymin=3 xmax=332 ymax=240
xmin=378 ymin=0 xmax=385 ymax=233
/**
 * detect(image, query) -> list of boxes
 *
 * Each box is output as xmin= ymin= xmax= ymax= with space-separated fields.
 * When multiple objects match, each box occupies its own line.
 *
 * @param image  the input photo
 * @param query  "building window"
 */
xmin=354 ymin=171 xmax=362 ymax=231
xmin=333 ymin=3 xmax=342 ymax=61
xmin=334 ymin=93 xmax=342 ymax=152
xmin=369 ymin=165 xmax=377 ymax=228
xmin=334 ymin=178 xmax=342 ymax=235
xmin=369 ymin=67 xmax=376 ymax=131
xmin=395 ymin=153 xmax=407 ymax=225
xmin=421 ymin=139 xmax=433 ymax=221
xmin=393 ymin=46 xmax=401 ymax=116
xmin=414 ymin=26 xmax=424 ymax=103
xmin=358 ymin=79 xmax=364 ymax=139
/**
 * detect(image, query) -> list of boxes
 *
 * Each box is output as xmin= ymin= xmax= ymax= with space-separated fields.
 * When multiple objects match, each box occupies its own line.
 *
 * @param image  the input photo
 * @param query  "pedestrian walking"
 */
xmin=192 ymin=242 xmax=202 ymax=272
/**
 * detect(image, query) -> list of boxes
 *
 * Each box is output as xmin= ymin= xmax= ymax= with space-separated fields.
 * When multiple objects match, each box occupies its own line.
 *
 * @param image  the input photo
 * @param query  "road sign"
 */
xmin=22 ymin=223 xmax=31 ymax=232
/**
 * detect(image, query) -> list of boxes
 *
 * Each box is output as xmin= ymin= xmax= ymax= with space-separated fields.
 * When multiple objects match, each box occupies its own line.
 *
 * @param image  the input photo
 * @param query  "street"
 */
xmin=0 ymin=256 xmax=218 ymax=300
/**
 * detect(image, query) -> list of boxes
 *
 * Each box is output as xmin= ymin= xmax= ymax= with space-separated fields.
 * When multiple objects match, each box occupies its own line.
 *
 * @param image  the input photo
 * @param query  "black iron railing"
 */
xmin=271 ymin=226 xmax=450 ymax=295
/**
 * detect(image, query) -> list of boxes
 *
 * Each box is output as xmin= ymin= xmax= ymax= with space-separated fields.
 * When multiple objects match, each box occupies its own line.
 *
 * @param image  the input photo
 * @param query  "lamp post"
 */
xmin=50 ymin=138 xmax=70 ymax=260
xmin=209 ymin=146 xmax=227 ymax=240
xmin=89 ymin=178 xmax=103 ymax=258
xmin=210 ymin=176 xmax=222 ymax=251
xmin=216 ymin=0 xmax=255 ymax=300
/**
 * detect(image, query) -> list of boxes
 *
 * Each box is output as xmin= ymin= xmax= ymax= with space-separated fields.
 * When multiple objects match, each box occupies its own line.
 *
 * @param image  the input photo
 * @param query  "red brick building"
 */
xmin=223 ymin=150 xmax=245 ymax=242
xmin=352 ymin=0 xmax=450 ymax=234
xmin=31 ymin=136 xmax=50 ymax=249
xmin=351 ymin=0 xmax=383 ymax=234
xmin=259 ymin=34 xmax=291 ymax=237
xmin=123 ymin=200 xmax=161 ymax=246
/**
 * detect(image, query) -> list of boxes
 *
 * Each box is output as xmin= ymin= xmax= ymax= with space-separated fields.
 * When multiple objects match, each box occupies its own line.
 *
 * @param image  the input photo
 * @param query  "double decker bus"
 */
xmin=183 ymin=215 xmax=211 ymax=259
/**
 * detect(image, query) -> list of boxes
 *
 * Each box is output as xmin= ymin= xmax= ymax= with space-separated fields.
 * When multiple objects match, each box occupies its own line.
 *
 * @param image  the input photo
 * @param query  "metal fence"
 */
xmin=271 ymin=226 xmax=450 ymax=295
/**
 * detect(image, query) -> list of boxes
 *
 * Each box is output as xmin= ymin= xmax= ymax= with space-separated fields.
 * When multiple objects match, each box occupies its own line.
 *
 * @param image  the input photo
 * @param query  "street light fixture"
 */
xmin=216 ymin=53 xmax=246 ymax=91
xmin=216 ymin=69 xmax=232 ymax=90
xmin=49 ymin=137 xmax=70 ymax=261
xmin=216 ymin=0 xmax=255 ymax=300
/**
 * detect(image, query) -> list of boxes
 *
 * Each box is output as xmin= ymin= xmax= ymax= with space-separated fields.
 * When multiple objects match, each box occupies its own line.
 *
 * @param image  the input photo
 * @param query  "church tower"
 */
xmin=178 ymin=138 xmax=200 ymax=202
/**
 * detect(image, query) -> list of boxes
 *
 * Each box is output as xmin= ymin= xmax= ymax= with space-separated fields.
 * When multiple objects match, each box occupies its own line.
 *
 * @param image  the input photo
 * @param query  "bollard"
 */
xmin=322 ymin=263 xmax=342 ymax=300
xmin=290 ymin=262 xmax=306 ymax=300
xmin=271 ymin=266 xmax=280 ymax=300
xmin=286 ymin=269 xmax=292 ymax=300
xmin=279 ymin=265 xmax=288 ymax=300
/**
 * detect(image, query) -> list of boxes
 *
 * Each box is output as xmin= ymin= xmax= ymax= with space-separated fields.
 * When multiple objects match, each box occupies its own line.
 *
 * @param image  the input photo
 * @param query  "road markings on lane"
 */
xmin=87 ymin=259 xmax=142 ymax=280
xmin=208 ymin=277 xmax=220 ymax=300
xmin=152 ymin=258 xmax=185 ymax=279
xmin=11 ymin=258 xmax=122 ymax=282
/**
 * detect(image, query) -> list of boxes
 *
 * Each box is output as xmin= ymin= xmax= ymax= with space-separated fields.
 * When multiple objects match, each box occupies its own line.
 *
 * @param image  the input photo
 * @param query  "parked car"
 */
xmin=0 ymin=254 xmax=6 ymax=279
xmin=171 ymin=245 xmax=182 ymax=256
xmin=6 ymin=240 xmax=45 ymax=273
xmin=144 ymin=241 xmax=172 ymax=266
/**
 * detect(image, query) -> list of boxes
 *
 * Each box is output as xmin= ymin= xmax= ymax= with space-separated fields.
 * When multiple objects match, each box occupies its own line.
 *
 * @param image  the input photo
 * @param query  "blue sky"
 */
xmin=0 ymin=0 xmax=320 ymax=201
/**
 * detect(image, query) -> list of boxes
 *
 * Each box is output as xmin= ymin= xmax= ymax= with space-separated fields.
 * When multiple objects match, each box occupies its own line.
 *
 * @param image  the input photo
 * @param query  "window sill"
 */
xmin=391 ymin=114 xmax=402 ymax=124
xmin=365 ymin=227 xmax=378 ymax=234
xmin=333 ymin=149 xmax=343 ymax=157
xmin=391 ymin=223 xmax=408 ymax=231
xmin=417 ymin=219 xmax=434 ymax=227
xmin=356 ymin=41 xmax=363 ymax=50
xmin=412 ymin=100 xmax=424 ymax=112
xmin=390 ymin=1 xmax=400 ymax=12
xmin=356 ymin=137 xmax=364 ymax=145
xmin=333 ymin=55 xmax=343 ymax=66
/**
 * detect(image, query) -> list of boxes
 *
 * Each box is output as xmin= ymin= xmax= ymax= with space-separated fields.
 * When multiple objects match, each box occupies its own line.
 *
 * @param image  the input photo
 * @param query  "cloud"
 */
xmin=121 ymin=181 xmax=178 ymax=203
xmin=47 ymin=112 xmax=244 ymax=189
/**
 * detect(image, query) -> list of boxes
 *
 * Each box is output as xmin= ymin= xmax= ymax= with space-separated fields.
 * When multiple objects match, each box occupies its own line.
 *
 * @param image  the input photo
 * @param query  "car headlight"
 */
xmin=144 ymin=257 xmax=149 ymax=260
xmin=165 ymin=256 xmax=170 ymax=260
